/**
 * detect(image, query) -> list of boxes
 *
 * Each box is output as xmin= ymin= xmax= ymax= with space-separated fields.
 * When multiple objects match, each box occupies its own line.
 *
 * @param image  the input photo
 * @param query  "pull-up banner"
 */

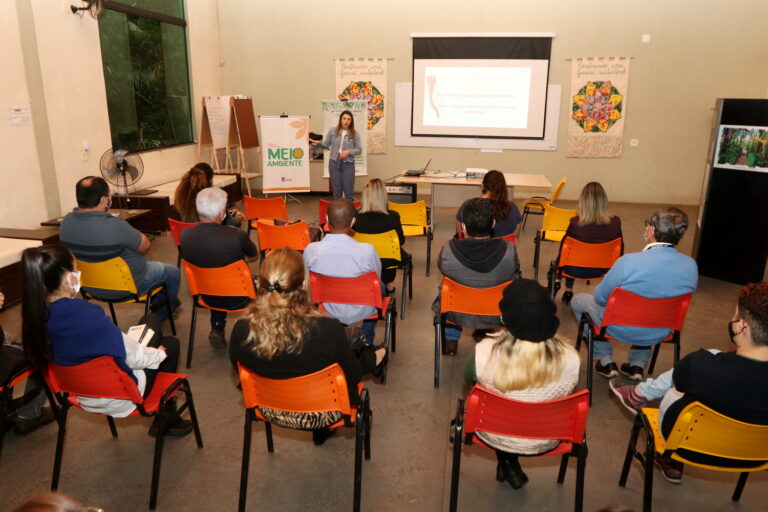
xmin=259 ymin=116 xmax=310 ymax=194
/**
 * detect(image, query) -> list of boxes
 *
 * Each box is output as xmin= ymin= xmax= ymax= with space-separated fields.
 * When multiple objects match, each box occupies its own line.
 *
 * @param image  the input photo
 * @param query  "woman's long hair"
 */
xmin=244 ymin=248 xmax=323 ymax=359
xmin=577 ymin=181 xmax=612 ymax=226
xmin=12 ymin=492 xmax=88 ymax=512
xmin=479 ymin=331 xmax=575 ymax=392
xmin=335 ymin=110 xmax=356 ymax=139
xmin=174 ymin=168 xmax=209 ymax=222
xmin=21 ymin=245 xmax=74 ymax=371
xmin=481 ymin=170 xmax=511 ymax=222
xmin=359 ymin=178 xmax=388 ymax=214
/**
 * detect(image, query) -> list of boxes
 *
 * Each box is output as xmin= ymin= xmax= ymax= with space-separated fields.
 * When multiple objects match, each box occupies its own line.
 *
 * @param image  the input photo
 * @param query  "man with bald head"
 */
xmin=304 ymin=198 xmax=381 ymax=343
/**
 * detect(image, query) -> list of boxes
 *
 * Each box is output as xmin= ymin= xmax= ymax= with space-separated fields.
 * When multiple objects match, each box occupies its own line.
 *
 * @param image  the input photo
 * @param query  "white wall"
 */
xmin=217 ymin=0 xmax=768 ymax=204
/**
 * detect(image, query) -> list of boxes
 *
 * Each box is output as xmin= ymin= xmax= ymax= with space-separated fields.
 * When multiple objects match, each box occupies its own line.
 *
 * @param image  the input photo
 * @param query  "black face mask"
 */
xmin=728 ymin=319 xmax=745 ymax=344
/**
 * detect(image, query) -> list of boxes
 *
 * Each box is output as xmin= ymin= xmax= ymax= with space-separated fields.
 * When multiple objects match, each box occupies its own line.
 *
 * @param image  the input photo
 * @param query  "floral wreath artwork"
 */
xmin=572 ymin=81 xmax=624 ymax=133
xmin=338 ymin=81 xmax=384 ymax=130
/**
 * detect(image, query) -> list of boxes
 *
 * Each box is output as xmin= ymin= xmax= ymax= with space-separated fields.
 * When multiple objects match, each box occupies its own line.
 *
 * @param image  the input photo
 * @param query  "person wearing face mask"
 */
xmin=310 ymin=110 xmax=362 ymax=201
xmin=20 ymin=244 xmax=192 ymax=436
xmin=609 ymin=281 xmax=768 ymax=483
xmin=570 ymin=207 xmax=698 ymax=382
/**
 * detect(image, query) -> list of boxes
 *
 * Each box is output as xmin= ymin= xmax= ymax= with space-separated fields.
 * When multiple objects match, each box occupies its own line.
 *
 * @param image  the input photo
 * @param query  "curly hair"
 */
xmin=738 ymin=281 xmax=768 ymax=346
xmin=174 ymin=168 xmax=209 ymax=222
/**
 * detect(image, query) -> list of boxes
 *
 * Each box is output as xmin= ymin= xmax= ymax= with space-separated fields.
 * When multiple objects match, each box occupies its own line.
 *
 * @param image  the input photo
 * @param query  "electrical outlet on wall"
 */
xmin=641 ymin=34 xmax=651 ymax=43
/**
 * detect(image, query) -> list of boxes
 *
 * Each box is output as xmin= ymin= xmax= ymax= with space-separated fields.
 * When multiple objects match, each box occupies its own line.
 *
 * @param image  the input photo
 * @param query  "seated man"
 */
xmin=610 ymin=281 xmax=768 ymax=483
xmin=571 ymin=207 xmax=698 ymax=381
xmin=59 ymin=177 xmax=180 ymax=321
xmin=303 ymin=199 xmax=381 ymax=343
xmin=434 ymin=197 xmax=518 ymax=355
xmin=180 ymin=187 xmax=257 ymax=347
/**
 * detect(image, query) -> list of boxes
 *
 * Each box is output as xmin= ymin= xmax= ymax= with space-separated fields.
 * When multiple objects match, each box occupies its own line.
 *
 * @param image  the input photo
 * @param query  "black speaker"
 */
xmin=386 ymin=182 xmax=417 ymax=204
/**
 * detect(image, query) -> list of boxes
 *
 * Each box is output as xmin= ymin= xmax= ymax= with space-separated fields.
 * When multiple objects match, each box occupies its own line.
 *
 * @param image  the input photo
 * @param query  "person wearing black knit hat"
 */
xmin=463 ymin=279 xmax=581 ymax=489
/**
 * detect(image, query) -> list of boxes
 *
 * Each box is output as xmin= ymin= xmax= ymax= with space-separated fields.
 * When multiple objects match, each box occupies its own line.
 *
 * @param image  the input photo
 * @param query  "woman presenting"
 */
xmin=312 ymin=110 xmax=362 ymax=200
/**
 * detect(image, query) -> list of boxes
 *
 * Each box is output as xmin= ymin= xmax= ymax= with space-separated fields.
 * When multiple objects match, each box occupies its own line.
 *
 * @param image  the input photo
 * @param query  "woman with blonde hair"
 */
xmin=557 ymin=181 xmax=623 ymax=305
xmin=354 ymin=178 xmax=406 ymax=293
xmin=464 ymin=279 xmax=580 ymax=489
xmin=229 ymin=248 xmax=386 ymax=444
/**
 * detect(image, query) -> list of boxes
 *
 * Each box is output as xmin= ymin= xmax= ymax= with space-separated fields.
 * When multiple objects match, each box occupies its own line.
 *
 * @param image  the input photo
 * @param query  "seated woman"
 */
xmin=229 ymin=248 xmax=386 ymax=445
xmin=353 ymin=178 xmax=407 ymax=293
xmin=464 ymin=279 xmax=580 ymax=489
xmin=557 ymin=181 xmax=623 ymax=305
xmin=456 ymin=170 xmax=522 ymax=239
xmin=20 ymin=245 xmax=192 ymax=436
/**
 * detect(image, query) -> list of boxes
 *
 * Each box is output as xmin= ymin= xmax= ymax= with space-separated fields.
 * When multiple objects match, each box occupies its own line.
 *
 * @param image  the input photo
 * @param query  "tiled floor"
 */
xmin=1 ymin=196 xmax=765 ymax=511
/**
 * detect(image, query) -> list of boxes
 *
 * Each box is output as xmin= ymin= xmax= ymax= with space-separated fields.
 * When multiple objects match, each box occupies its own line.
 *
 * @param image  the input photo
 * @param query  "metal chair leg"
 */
xmin=648 ymin=344 xmax=661 ymax=375
xmin=425 ymin=231 xmax=432 ymax=277
xmin=642 ymin=428 xmax=655 ymax=512
xmin=587 ymin=332 xmax=594 ymax=406
xmin=619 ymin=415 xmax=643 ymax=487
xmin=575 ymin=442 xmax=586 ymax=512
xmin=162 ymin=287 xmax=177 ymax=335
xmin=108 ymin=302 xmax=118 ymax=326
xmin=107 ymin=416 xmax=118 ymax=437
xmin=148 ymin=419 xmax=166 ymax=510
xmin=434 ymin=321 xmax=442 ymax=388
xmin=51 ymin=405 xmax=69 ymax=490
xmin=265 ymin=422 xmax=274 ymax=453
xmin=449 ymin=399 xmax=464 ymax=512
xmin=239 ymin=409 xmax=254 ymax=512
xmin=353 ymin=403 xmax=364 ymax=512
xmin=732 ymin=472 xmax=749 ymax=501
xmin=557 ymin=454 xmax=569 ymax=483
xmin=400 ymin=266 xmax=407 ymax=320
xmin=186 ymin=303 xmax=198 ymax=369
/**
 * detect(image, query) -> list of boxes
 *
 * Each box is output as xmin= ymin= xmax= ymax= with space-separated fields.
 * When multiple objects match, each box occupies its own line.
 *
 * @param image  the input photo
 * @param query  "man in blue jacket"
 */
xmin=571 ymin=207 xmax=698 ymax=381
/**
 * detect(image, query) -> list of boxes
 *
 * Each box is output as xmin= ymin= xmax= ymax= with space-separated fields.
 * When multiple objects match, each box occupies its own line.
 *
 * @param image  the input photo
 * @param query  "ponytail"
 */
xmin=481 ymin=170 xmax=511 ymax=222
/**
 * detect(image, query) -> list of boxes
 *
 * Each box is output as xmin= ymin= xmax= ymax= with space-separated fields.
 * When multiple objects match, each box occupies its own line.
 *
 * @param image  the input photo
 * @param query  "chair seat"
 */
xmin=196 ymin=296 xmax=251 ymax=313
xmin=250 ymin=218 xmax=276 ymax=229
xmin=471 ymin=434 xmax=574 ymax=458
xmin=402 ymin=225 xmax=426 ymax=237
xmin=140 ymin=372 xmax=188 ymax=414
xmin=591 ymin=324 xmax=675 ymax=345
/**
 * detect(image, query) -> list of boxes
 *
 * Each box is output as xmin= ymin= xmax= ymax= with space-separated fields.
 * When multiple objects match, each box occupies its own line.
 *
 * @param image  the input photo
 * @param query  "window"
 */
xmin=98 ymin=0 xmax=193 ymax=151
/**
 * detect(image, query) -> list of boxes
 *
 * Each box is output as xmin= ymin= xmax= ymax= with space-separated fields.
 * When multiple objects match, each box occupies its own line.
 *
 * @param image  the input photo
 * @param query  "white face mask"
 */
xmin=69 ymin=271 xmax=82 ymax=296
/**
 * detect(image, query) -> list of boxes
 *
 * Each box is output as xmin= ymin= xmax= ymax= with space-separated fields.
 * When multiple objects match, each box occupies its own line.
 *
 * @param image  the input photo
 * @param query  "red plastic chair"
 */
xmin=450 ymin=385 xmax=589 ymax=512
xmin=183 ymin=260 xmax=257 ymax=368
xmin=243 ymin=195 xmax=288 ymax=233
xmin=167 ymin=218 xmax=198 ymax=268
xmin=237 ymin=363 xmax=371 ymax=512
xmin=318 ymin=199 xmax=361 ymax=231
xmin=434 ymin=278 xmax=511 ymax=388
xmin=0 ymin=367 xmax=35 ymax=459
xmin=574 ymin=288 xmax=693 ymax=405
xmin=43 ymin=357 xmax=203 ymax=510
xmin=255 ymin=221 xmax=311 ymax=255
xmin=547 ymin=236 xmax=623 ymax=299
xmin=310 ymin=271 xmax=396 ymax=382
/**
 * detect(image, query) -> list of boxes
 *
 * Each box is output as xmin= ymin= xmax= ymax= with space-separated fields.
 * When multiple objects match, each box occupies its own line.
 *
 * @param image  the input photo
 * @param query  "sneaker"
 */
xmin=209 ymin=327 xmax=227 ymax=348
xmin=620 ymin=363 xmax=644 ymax=382
xmin=148 ymin=417 xmax=194 ymax=438
xmin=12 ymin=407 xmax=56 ymax=435
xmin=654 ymin=457 xmax=684 ymax=484
xmin=595 ymin=361 xmax=619 ymax=378
xmin=609 ymin=381 xmax=650 ymax=414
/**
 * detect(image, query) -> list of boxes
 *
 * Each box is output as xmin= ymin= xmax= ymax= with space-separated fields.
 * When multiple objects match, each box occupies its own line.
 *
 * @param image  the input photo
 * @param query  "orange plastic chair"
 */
xmin=243 ymin=195 xmax=288 ymax=233
xmin=533 ymin=205 xmax=577 ymax=280
xmin=619 ymin=402 xmax=768 ymax=512
xmin=237 ymin=363 xmax=371 ymax=512
xmin=434 ymin=278 xmax=511 ymax=388
xmin=522 ymin=176 xmax=566 ymax=231
xmin=43 ymin=357 xmax=203 ymax=510
xmin=450 ymin=386 xmax=589 ymax=512
xmin=167 ymin=218 xmax=198 ymax=268
xmin=574 ymin=288 xmax=692 ymax=405
xmin=547 ymin=236 xmax=623 ymax=299
xmin=255 ymin=221 xmax=311 ymax=255
xmin=183 ymin=260 xmax=256 ymax=368
xmin=0 ymin=367 xmax=35 ymax=459
xmin=318 ymin=199 xmax=361 ymax=231
xmin=310 ymin=271 xmax=396 ymax=382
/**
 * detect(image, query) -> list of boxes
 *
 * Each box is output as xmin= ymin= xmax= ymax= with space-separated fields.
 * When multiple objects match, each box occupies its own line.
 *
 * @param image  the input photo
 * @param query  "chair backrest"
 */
xmin=662 ymin=401 xmax=768 ymax=469
xmin=243 ymin=195 xmax=288 ymax=222
xmin=44 ymin=357 xmax=143 ymax=406
xmin=602 ymin=288 xmax=692 ymax=331
xmin=309 ymin=271 xmax=385 ymax=310
xmin=183 ymin=259 xmax=257 ymax=298
xmin=318 ymin=199 xmax=361 ymax=225
xmin=439 ymin=278 xmax=511 ymax=316
xmin=540 ymin=206 xmax=577 ymax=242
xmin=352 ymin=229 xmax=401 ymax=261
xmin=167 ymin=218 xmax=198 ymax=247
xmin=256 ymin=221 xmax=311 ymax=251
xmin=463 ymin=385 xmax=589 ymax=444
xmin=550 ymin=177 xmax=567 ymax=203
xmin=498 ymin=233 xmax=516 ymax=244
xmin=1 ymin=368 xmax=33 ymax=390
xmin=77 ymin=257 xmax=138 ymax=294
xmin=237 ymin=363 xmax=354 ymax=415
xmin=387 ymin=201 xmax=428 ymax=230
xmin=558 ymin=236 xmax=623 ymax=270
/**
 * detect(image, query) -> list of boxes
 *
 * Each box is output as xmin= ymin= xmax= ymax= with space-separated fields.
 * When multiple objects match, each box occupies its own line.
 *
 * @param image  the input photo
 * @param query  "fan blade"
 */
xmin=125 ymin=165 xmax=140 ymax=182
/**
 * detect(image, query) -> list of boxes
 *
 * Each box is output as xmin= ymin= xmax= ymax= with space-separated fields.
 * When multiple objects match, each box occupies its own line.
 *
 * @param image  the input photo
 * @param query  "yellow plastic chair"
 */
xmin=387 ymin=200 xmax=433 ymax=276
xmin=619 ymin=402 xmax=768 ymax=512
xmin=353 ymin=229 xmax=412 ymax=320
xmin=532 ymin=206 xmax=577 ymax=279
xmin=522 ymin=176 xmax=566 ymax=231
xmin=77 ymin=257 xmax=176 ymax=335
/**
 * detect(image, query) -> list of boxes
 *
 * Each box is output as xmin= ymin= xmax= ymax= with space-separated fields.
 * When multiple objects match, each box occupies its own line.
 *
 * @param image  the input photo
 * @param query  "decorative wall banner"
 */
xmin=713 ymin=124 xmax=768 ymax=173
xmin=259 ymin=116 xmax=310 ymax=194
xmin=567 ymin=57 xmax=630 ymax=158
xmin=335 ymin=58 xmax=387 ymax=154
xmin=321 ymin=100 xmax=368 ymax=178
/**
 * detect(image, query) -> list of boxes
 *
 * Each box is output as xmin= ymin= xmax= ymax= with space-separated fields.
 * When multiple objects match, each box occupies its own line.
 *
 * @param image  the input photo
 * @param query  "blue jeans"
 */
xmin=329 ymin=159 xmax=356 ymax=200
xmin=136 ymin=262 xmax=180 ymax=321
xmin=570 ymin=293 xmax=653 ymax=368
xmin=445 ymin=325 xmax=462 ymax=340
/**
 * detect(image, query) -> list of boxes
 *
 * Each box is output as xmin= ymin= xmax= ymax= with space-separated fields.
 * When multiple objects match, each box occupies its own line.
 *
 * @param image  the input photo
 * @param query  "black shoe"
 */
xmin=209 ymin=327 xmax=227 ymax=348
xmin=371 ymin=346 xmax=389 ymax=378
xmin=148 ymin=417 xmax=193 ymax=438
xmin=312 ymin=427 xmax=335 ymax=446
xmin=595 ymin=361 xmax=619 ymax=378
xmin=444 ymin=338 xmax=458 ymax=356
xmin=561 ymin=291 xmax=574 ymax=305
xmin=498 ymin=459 xmax=529 ymax=489
xmin=620 ymin=363 xmax=644 ymax=382
xmin=12 ymin=407 xmax=56 ymax=435
xmin=472 ymin=329 xmax=489 ymax=342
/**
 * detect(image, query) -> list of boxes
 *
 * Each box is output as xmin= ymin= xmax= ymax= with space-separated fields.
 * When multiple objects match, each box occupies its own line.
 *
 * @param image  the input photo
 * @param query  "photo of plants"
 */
xmin=714 ymin=125 xmax=768 ymax=171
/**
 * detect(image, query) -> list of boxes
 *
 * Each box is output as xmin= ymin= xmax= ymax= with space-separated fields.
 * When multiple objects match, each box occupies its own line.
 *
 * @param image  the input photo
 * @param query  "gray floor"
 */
xmin=1 ymin=197 xmax=765 ymax=512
